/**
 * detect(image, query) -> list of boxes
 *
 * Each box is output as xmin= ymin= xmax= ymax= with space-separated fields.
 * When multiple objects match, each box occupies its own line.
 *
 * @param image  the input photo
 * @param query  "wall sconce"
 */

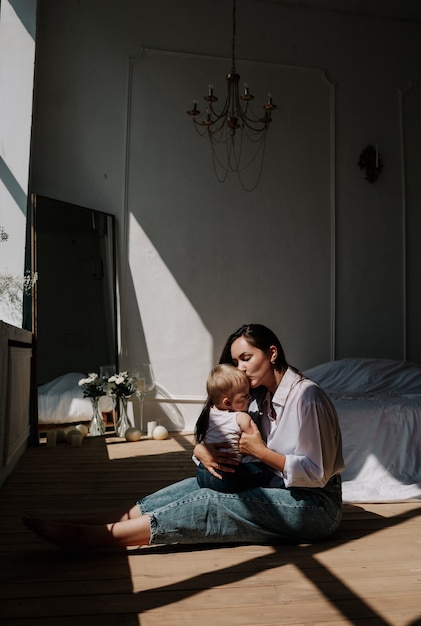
xmin=358 ymin=144 xmax=383 ymax=183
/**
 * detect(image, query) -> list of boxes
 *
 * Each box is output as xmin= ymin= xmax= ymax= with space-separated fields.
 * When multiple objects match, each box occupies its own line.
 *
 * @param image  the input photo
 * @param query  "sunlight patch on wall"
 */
xmin=128 ymin=213 xmax=213 ymax=398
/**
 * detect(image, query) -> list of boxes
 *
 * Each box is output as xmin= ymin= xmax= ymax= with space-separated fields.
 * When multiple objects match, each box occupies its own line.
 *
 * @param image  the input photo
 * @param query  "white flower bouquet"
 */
xmin=78 ymin=373 xmax=105 ymax=399
xmin=108 ymin=371 xmax=137 ymax=399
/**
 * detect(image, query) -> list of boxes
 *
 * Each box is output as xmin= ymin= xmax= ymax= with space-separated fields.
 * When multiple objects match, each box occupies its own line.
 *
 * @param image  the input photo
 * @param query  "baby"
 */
xmin=195 ymin=364 xmax=272 ymax=492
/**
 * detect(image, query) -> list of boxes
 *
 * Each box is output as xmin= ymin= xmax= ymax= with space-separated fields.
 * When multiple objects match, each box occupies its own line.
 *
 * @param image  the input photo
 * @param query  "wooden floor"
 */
xmin=0 ymin=430 xmax=420 ymax=626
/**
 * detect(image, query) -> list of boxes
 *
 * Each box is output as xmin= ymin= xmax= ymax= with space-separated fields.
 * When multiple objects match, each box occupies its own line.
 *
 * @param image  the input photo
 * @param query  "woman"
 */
xmin=24 ymin=323 xmax=344 ymax=551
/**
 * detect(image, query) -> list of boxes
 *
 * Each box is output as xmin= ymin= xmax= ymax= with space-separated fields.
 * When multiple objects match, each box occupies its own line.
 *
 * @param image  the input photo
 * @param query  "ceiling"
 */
xmin=265 ymin=0 xmax=421 ymax=21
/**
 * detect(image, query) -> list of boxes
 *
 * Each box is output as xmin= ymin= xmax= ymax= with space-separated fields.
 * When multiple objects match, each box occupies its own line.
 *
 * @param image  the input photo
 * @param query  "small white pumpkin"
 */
xmin=152 ymin=425 xmax=168 ymax=440
xmin=75 ymin=424 xmax=89 ymax=438
xmin=125 ymin=427 xmax=142 ymax=442
xmin=65 ymin=428 xmax=82 ymax=444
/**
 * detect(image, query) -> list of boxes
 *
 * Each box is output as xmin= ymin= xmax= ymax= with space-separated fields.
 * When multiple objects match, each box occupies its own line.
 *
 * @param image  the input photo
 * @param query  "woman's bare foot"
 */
xmin=23 ymin=512 xmax=151 ymax=551
xmin=22 ymin=515 xmax=106 ymax=552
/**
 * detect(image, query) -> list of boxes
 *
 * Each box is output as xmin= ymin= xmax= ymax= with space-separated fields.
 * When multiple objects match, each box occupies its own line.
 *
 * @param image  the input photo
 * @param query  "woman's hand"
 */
xmin=193 ymin=442 xmax=239 ymax=480
xmin=240 ymin=422 xmax=286 ymax=473
xmin=239 ymin=421 xmax=267 ymax=459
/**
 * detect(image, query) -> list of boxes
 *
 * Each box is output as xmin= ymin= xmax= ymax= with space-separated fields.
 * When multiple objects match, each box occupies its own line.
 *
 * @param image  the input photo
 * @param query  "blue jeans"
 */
xmin=137 ymin=475 xmax=343 ymax=545
xmin=196 ymin=461 xmax=273 ymax=493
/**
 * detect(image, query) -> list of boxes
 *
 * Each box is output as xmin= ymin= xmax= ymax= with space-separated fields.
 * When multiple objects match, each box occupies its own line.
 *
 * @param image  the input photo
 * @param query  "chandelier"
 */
xmin=186 ymin=0 xmax=276 ymax=191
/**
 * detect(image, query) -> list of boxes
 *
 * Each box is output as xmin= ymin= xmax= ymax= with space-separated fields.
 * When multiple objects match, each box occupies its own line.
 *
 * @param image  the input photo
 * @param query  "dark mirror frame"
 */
xmin=26 ymin=194 xmax=118 ymax=433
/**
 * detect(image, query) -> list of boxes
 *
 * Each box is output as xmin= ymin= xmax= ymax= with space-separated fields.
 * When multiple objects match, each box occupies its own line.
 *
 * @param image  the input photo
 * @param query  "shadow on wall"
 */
xmin=9 ymin=0 xmax=36 ymax=39
xmin=0 ymin=155 xmax=27 ymax=215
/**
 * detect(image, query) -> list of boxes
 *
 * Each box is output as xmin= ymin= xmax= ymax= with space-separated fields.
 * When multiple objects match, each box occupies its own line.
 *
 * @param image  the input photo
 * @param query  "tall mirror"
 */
xmin=31 ymin=195 xmax=118 ymax=387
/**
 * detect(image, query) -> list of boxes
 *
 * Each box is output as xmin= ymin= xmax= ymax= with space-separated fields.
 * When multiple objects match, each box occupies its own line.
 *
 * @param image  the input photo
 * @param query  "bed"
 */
xmin=38 ymin=372 xmax=114 ymax=426
xmin=304 ymin=358 xmax=421 ymax=503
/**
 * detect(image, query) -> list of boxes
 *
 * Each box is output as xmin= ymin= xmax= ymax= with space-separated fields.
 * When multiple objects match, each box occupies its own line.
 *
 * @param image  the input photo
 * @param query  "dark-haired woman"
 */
xmin=23 ymin=324 xmax=344 ymax=551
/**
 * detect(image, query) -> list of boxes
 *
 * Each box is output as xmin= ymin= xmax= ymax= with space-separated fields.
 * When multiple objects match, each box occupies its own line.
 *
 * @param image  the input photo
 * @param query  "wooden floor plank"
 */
xmin=0 ymin=432 xmax=420 ymax=626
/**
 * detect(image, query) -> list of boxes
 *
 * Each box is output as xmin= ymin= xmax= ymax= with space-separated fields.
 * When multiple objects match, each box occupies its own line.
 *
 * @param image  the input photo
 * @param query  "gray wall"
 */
xmin=29 ymin=0 xmax=421 ymax=430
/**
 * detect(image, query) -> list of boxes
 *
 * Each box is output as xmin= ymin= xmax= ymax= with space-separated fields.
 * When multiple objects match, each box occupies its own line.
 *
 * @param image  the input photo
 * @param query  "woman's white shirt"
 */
xmin=249 ymin=367 xmax=344 ymax=488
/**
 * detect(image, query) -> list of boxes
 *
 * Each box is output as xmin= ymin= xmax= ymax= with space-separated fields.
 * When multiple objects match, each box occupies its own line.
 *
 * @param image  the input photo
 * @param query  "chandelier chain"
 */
xmin=231 ymin=0 xmax=236 ymax=73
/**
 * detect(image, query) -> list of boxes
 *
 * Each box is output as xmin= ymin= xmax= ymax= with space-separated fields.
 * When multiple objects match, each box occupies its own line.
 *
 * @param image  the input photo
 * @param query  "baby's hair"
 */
xmin=195 ymin=364 xmax=249 ymax=443
xmin=207 ymin=364 xmax=249 ymax=406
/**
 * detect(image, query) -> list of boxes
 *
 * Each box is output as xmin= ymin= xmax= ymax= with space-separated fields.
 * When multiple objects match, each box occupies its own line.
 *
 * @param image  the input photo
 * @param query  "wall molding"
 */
xmin=123 ymin=46 xmax=337 ymax=365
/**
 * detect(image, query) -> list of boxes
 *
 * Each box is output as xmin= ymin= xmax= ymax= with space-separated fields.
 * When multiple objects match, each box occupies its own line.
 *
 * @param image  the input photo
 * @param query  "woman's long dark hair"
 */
xmin=219 ymin=323 xmax=288 ymax=371
xmin=195 ymin=324 xmax=289 ymax=443
xmin=195 ymin=400 xmax=213 ymax=443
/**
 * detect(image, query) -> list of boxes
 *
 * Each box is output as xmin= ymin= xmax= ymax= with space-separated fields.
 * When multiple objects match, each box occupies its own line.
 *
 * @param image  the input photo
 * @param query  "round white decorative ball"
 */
xmin=76 ymin=424 xmax=89 ymax=438
xmin=125 ymin=427 xmax=142 ymax=442
xmin=65 ymin=428 xmax=82 ymax=443
xmin=152 ymin=425 xmax=168 ymax=440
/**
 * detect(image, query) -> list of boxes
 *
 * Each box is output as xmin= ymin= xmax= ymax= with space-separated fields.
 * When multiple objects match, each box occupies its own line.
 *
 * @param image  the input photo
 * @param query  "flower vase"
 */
xmin=89 ymin=397 xmax=106 ymax=437
xmin=116 ymin=397 xmax=133 ymax=438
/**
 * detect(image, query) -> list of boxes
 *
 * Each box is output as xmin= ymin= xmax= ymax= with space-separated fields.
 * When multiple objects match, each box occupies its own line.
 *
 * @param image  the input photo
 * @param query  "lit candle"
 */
xmin=147 ymin=421 xmax=157 ymax=438
xmin=243 ymin=82 xmax=249 ymax=97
